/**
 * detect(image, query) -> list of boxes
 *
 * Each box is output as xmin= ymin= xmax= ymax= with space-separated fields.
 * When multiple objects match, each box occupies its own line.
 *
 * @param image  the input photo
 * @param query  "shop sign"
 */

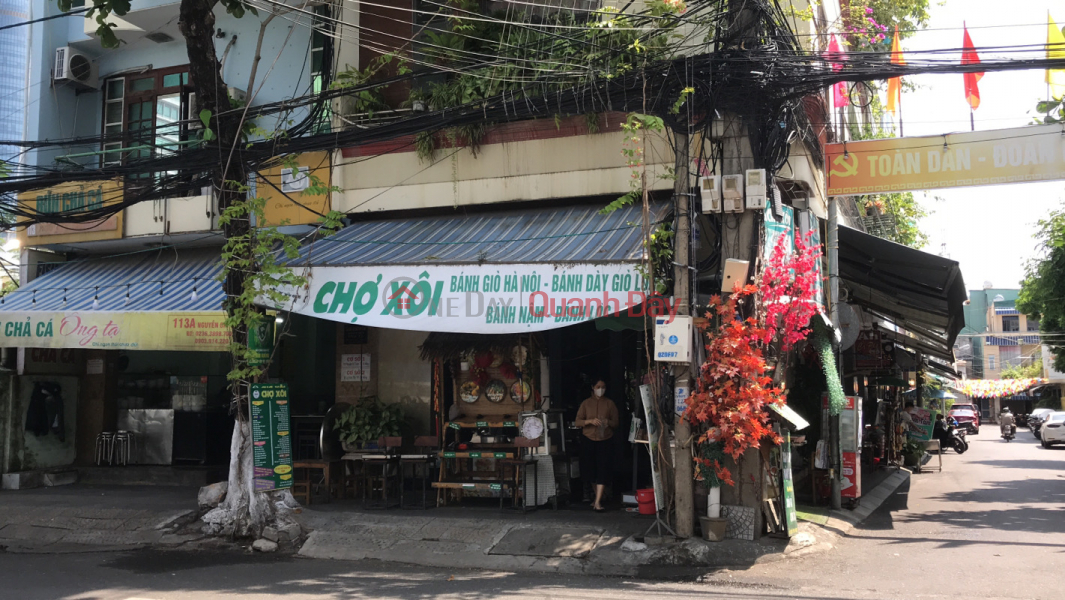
xmin=285 ymin=262 xmax=674 ymax=334
xmin=826 ymin=124 xmax=1065 ymax=196
xmin=17 ymin=179 xmax=123 ymax=243
xmin=854 ymin=329 xmax=886 ymax=369
xmin=251 ymin=382 xmax=293 ymax=492
xmin=258 ymin=151 xmax=331 ymax=227
xmin=905 ymin=407 xmax=936 ymax=443
xmin=247 ymin=317 xmax=275 ymax=367
xmin=763 ymin=202 xmax=795 ymax=262
xmin=340 ymin=353 xmax=370 ymax=382
xmin=781 ymin=431 xmax=798 ymax=537
xmin=0 ymin=311 xmax=230 ymax=351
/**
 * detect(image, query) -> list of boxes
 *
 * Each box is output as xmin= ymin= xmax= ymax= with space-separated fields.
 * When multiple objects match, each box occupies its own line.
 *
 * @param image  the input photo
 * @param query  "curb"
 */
xmin=811 ymin=467 xmax=911 ymax=537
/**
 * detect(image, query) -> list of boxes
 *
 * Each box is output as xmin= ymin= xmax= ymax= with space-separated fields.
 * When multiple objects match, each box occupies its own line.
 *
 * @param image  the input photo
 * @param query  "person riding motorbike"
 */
xmin=1000 ymin=408 xmax=1016 ymax=439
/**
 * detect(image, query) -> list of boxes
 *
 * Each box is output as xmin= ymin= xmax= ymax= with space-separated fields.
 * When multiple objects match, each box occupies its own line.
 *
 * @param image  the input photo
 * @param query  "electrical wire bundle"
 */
xmin=2 ymin=0 xmax=1065 ymax=228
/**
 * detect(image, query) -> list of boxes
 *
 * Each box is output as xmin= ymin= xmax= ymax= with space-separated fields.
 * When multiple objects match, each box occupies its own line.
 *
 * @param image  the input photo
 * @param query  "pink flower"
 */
xmin=866 ymin=7 xmax=874 ymax=14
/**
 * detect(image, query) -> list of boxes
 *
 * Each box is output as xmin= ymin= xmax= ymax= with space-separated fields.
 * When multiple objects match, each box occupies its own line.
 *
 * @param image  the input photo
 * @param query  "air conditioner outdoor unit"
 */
xmin=745 ymin=168 xmax=766 ymax=210
xmin=54 ymin=46 xmax=99 ymax=91
xmin=722 ymin=174 xmax=745 ymax=213
xmin=699 ymin=175 xmax=721 ymax=213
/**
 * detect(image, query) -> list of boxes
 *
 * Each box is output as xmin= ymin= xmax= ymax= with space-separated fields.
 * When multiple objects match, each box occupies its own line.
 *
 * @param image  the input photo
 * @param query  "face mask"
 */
xmin=595 ymin=388 xmax=605 ymax=397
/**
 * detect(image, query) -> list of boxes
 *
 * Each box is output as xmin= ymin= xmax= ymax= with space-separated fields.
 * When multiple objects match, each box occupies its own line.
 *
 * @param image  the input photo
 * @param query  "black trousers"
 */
xmin=580 ymin=436 xmax=613 ymax=486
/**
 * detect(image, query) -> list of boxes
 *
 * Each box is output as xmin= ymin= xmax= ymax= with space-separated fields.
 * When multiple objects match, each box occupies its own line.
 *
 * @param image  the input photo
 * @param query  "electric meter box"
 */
xmin=745 ymin=168 xmax=766 ymax=210
xmin=699 ymin=175 xmax=721 ymax=213
xmin=654 ymin=315 xmax=693 ymax=363
xmin=722 ymin=174 xmax=745 ymax=213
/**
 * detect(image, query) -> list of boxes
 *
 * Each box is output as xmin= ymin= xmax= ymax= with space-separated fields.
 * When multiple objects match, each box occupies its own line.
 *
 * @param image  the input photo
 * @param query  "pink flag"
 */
xmin=826 ymin=36 xmax=849 ymax=107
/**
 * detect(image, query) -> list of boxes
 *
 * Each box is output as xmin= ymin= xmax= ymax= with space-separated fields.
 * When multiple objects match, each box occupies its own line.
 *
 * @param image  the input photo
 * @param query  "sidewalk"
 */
xmin=0 ymin=473 xmax=911 ymax=577
xmin=0 ymin=484 xmax=202 ymax=553
xmin=296 ymin=501 xmax=816 ymax=577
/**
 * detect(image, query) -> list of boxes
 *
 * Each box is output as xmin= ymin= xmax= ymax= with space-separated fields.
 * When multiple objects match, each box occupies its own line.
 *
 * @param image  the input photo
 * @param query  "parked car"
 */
xmin=950 ymin=403 xmax=981 ymax=428
xmin=949 ymin=408 xmax=980 ymax=435
xmin=1030 ymin=408 xmax=1057 ymax=440
xmin=1039 ymin=412 xmax=1065 ymax=448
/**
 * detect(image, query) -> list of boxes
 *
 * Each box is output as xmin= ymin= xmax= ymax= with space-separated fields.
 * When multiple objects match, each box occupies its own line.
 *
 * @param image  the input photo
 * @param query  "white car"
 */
xmin=1040 ymin=412 xmax=1065 ymax=448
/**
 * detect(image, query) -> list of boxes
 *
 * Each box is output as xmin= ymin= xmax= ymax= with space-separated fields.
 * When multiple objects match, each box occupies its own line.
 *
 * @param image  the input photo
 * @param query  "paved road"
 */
xmin=1 ymin=424 xmax=1061 ymax=599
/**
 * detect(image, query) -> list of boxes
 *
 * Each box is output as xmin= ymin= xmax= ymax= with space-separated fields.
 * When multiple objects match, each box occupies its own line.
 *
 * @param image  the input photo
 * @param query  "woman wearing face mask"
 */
xmin=575 ymin=379 xmax=619 ymax=512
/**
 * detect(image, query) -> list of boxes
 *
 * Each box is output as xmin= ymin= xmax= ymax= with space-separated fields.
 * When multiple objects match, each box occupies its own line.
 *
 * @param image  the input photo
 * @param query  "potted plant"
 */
xmin=334 ymin=396 xmax=405 ymax=452
xmin=901 ymin=440 xmax=924 ymax=468
xmin=695 ymin=438 xmax=730 ymax=542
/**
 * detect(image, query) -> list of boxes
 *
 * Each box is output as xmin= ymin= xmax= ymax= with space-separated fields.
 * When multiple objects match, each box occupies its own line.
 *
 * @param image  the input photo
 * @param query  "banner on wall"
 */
xmin=0 ymin=311 xmax=230 ymax=350
xmin=282 ymin=262 xmax=668 ymax=333
xmin=826 ymin=124 xmax=1065 ymax=196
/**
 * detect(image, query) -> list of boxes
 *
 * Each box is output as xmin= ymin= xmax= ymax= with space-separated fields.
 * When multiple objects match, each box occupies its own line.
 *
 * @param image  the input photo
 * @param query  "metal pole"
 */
xmin=828 ymin=196 xmax=842 ymax=511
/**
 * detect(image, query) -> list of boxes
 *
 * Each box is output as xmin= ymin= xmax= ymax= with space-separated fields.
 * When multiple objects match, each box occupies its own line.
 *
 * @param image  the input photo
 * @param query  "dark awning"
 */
xmin=839 ymin=226 xmax=966 ymax=363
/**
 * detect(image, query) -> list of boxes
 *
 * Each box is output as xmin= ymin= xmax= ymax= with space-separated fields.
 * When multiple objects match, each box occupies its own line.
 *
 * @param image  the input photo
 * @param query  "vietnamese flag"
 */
xmin=886 ymin=29 xmax=906 ymax=116
xmin=826 ymin=35 xmax=849 ymax=107
xmin=962 ymin=26 xmax=984 ymax=109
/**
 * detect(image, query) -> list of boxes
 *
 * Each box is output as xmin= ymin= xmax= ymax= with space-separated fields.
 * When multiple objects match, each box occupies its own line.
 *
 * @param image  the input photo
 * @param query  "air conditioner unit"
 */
xmin=53 ymin=46 xmax=99 ymax=91
xmin=699 ymin=175 xmax=721 ymax=213
xmin=745 ymin=168 xmax=766 ymax=210
xmin=722 ymin=174 xmax=745 ymax=213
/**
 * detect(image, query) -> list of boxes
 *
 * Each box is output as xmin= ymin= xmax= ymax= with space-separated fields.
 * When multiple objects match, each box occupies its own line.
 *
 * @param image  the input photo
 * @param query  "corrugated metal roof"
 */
xmin=0 ymin=248 xmax=223 ymax=312
xmin=985 ymin=334 xmax=1041 ymax=346
xmin=288 ymin=202 xmax=671 ymax=267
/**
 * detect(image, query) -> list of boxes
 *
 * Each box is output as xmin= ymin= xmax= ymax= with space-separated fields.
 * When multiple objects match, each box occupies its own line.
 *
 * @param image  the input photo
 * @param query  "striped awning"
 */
xmin=985 ymin=335 xmax=1041 ymax=346
xmin=279 ymin=202 xmax=674 ymax=334
xmin=0 ymin=249 xmax=228 ymax=351
xmin=288 ymin=201 xmax=670 ymax=267
xmin=1 ymin=249 xmax=223 ymax=312
xmin=994 ymin=307 xmax=1019 ymax=315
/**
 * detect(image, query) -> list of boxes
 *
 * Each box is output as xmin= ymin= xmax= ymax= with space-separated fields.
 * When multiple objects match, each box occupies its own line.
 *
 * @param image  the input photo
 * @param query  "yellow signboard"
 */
xmin=826 ymin=125 xmax=1065 ymax=196
xmin=258 ymin=151 xmax=331 ymax=227
xmin=0 ymin=311 xmax=230 ymax=351
xmin=17 ymin=179 xmax=124 ymax=245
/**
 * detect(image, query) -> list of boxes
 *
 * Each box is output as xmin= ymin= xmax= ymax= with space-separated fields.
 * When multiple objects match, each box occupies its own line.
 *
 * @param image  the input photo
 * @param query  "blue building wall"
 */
xmin=0 ymin=0 xmax=30 ymax=165
xmin=24 ymin=1 xmax=319 ymax=170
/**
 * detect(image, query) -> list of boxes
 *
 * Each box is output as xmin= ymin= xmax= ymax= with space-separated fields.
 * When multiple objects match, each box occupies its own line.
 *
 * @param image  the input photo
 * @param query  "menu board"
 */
xmin=250 ymin=382 xmax=293 ymax=492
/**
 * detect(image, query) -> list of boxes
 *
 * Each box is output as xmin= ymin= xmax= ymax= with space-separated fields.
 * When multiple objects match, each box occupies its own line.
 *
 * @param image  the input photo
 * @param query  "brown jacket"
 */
xmin=576 ymin=396 xmax=619 ymax=441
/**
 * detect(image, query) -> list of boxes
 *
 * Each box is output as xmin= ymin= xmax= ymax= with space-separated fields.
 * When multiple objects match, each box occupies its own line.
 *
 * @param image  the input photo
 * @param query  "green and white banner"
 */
xmin=278 ymin=263 xmax=662 ymax=333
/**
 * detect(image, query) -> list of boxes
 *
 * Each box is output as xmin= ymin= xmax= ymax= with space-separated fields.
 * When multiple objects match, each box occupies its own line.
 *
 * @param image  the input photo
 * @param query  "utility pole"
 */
xmin=828 ymin=196 xmax=842 ymax=511
xmin=672 ymin=130 xmax=694 ymax=539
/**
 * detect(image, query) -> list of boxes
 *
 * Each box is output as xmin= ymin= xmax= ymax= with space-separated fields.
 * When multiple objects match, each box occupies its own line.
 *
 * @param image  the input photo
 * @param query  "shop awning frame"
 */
xmin=839 ymin=226 xmax=966 ymax=364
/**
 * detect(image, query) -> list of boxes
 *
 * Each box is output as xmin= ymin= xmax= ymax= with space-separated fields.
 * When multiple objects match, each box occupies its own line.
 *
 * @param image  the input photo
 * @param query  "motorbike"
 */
xmin=946 ymin=417 xmax=968 ymax=453
xmin=1001 ymin=422 xmax=1016 ymax=442
xmin=937 ymin=419 xmax=969 ymax=454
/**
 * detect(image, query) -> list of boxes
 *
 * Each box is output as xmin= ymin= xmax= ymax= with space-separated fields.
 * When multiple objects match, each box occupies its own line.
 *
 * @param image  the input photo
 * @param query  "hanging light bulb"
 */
xmin=190 ymin=278 xmax=198 ymax=302
xmin=32 ymin=290 xmax=36 ymax=306
xmin=92 ymin=287 xmax=100 ymax=311
xmin=125 ymin=284 xmax=131 ymax=305
xmin=62 ymin=288 xmax=67 ymax=307
xmin=159 ymin=281 xmax=164 ymax=296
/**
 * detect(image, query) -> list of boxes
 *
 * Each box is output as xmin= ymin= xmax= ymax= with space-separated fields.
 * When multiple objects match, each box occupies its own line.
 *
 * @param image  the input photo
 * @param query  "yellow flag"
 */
xmin=886 ymin=29 xmax=906 ymax=115
xmin=1049 ymin=15 xmax=1065 ymax=100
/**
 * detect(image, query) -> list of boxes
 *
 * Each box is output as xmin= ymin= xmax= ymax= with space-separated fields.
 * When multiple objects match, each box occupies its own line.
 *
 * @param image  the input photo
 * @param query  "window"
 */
xmin=1001 ymin=315 xmax=1019 ymax=332
xmin=988 ymin=355 xmax=996 ymax=370
xmin=1027 ymin=317 xmax=1040 ymax=332
xmin=101 ymin=66 xmax=192 ymax=176
xmin=1000 ymin=346 xmax=1021 ymax=367
xmin=310 ymin=5 xmax=334 ymax=134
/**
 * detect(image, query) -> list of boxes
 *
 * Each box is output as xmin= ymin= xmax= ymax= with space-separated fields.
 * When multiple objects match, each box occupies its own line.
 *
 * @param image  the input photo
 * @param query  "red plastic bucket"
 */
xmin=637 ymin=501 xmax=656 ymax=515
xmin=636 ymin=488 xmax=655 ymax=504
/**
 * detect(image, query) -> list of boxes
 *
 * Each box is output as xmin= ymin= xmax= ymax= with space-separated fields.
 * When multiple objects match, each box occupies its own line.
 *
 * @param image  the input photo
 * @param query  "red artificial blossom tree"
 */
xmin=687 ymin=232 xmax=823 ymax=485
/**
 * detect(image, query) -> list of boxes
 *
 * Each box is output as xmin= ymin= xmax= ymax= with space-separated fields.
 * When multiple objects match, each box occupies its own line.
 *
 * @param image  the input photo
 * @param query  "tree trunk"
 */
xmin=180 ymin=0 xmax=295 ymax=538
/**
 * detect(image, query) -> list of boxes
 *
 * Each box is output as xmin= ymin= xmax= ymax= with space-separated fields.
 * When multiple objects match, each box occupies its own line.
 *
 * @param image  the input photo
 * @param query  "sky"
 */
xmin=896 ymin=0 xmax=1064 ymax=292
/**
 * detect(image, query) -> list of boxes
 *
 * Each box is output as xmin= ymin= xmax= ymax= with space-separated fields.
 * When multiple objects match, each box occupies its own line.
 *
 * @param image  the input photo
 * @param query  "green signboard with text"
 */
xmin=251 ymin=382 xmax=293 ymax=492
